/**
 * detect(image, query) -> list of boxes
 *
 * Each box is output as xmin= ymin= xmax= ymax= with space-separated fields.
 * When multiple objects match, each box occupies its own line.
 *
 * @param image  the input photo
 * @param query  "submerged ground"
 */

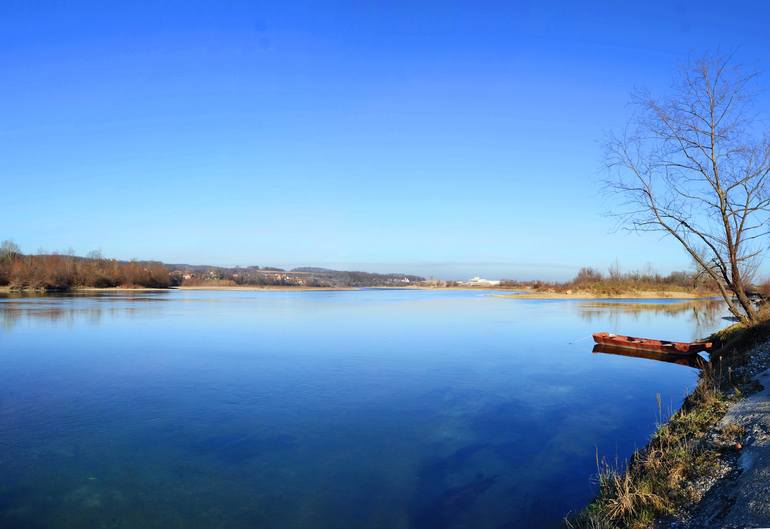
xmin=0 ymin=290 xmax=728 ymax=528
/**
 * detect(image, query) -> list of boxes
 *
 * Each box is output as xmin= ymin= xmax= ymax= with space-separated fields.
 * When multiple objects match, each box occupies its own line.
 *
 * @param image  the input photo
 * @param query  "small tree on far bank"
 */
xmin=575 ymin=267 xmax=603 ymax=283
xmin=1 ymin=240 xmax=20 ymax=262
xmin=606 ymin=53 xmax=770 ymax=326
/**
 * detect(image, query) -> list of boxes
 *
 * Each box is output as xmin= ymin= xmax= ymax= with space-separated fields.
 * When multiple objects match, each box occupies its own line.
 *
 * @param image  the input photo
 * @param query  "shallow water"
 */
xmin=0 ymin=290 xmax=726 ymax=529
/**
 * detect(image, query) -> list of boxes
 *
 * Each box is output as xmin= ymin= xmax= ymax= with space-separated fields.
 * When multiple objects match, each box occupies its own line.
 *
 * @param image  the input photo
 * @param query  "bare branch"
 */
xmin=604 ymin=53 xmax=769 ymax=324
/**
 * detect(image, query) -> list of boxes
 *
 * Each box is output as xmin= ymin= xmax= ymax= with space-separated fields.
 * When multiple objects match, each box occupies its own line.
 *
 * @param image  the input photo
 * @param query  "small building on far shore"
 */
xmin=461 ymin=276 xmax=501 ymax=287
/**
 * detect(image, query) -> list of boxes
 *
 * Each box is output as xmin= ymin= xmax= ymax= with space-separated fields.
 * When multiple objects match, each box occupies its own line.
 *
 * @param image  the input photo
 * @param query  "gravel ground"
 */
xmin=662 ymin=340 xmax=770 ymax=529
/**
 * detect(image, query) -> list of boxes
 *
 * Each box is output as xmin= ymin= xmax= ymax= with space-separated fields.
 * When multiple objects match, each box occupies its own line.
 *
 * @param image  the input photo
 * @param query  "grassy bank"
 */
xmin=569 ymin=317 xmax=770 ymax=529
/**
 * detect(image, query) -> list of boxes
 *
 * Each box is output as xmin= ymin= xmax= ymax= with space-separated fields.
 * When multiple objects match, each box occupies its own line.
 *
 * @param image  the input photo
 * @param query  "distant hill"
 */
xmin=168 ymin=263 xmax=424 ymax=288
xmin=0 ymin=247 xmax=425 ymax=291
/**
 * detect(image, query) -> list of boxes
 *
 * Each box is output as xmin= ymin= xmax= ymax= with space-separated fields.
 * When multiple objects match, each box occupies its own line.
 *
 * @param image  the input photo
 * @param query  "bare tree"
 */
xmin=1 ymin=240 xmax=21 ymax=261
xmin=608 ymin=258 xmax=622 ymax=281
xmin=606 ymin=53 xmax=770 ymax=325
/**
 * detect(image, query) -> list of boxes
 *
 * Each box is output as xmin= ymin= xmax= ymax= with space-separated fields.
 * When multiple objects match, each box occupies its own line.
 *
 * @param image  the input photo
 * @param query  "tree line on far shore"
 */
xmin=0 ymin=241 xmax=171 ymax=290
xmin=2 ymin=238 xmax=764 ymax=296
xmin=500 ymin=264 xmax=727 ymax=295
xmin=0 ymin=241 xmax=425 ymax=291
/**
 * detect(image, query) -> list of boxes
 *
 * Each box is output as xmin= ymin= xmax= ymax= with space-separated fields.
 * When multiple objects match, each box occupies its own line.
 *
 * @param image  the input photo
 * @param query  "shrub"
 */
xmin=2 ymin=251 xmax=172 ymax=291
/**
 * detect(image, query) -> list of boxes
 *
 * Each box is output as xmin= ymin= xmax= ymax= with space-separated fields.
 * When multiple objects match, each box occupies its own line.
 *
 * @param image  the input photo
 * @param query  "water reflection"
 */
xmin=592 ymin=343 xmax=709 ymax=369
xmin=0 ymin=295 xmax=165 ymax=331
xmin=577 ymin=300 xmax=723 ymax=339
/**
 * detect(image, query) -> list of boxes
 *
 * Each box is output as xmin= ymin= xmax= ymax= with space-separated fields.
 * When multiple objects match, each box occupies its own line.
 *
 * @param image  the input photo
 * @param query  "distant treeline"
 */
xmin=5 ymin=238 xmax=727 ymax=295
xmin=176 ymin=266 xmax=424 ymax=288
xmin=0 ymin=243 xmax=171 ymax=291
xmin=0 ymin=241 xmax=425 ymax=291
xmin=502 ymin=266 xmax=718 ymax=295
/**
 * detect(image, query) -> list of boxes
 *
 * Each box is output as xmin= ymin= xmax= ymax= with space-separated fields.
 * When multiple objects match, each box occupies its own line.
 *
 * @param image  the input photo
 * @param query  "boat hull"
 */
xmin=592 ymin=332 xmax=711 ymax=355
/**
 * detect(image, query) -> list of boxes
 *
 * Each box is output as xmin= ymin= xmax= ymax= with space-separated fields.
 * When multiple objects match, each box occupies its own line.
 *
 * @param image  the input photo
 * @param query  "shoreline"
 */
xmin=661 ymin=364 xmax=770 ymax=528
xmin=572 ymin=321 xmax=770 ymax=528
xmin=494 ymin=290 xmax=717 ymax=300
xmin=176 ymin=285 xmax=359 ymax=292
xmin=657 ymin=323 xmax=770 ymax=528
xmin=0 ymin=285 xmax=171 ymax=293
xmin=0 ymin=285 xmax=359 ymax=293
xmin=1 ymin=284 xmax=717 ymax=298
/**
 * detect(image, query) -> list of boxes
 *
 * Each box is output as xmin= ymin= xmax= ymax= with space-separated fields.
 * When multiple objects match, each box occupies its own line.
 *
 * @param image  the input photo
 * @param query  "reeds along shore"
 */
xmin=568 ymin=316 xmax=770 ymax=529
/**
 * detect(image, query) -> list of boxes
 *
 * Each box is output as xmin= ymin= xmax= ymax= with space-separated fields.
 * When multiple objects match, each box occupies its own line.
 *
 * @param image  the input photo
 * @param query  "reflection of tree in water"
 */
xmin=576 ymin=300 xmax=725 ymax=339
xmin=1 ymin=304 xmax=104 ymax=331
xmin=0 ymin=306 xmax=22 ymax=330
xmin=0 ymin=300 xmax=152 ymax=332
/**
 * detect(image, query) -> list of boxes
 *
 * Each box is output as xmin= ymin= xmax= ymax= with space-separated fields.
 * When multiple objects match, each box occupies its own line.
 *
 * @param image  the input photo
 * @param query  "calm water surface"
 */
xmin=0 ymin=290 xmax=726 ymax=529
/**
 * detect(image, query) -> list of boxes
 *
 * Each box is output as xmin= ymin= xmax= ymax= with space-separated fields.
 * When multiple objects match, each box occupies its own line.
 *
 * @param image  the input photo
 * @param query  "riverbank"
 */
xmin=177 ymin=285 xmax=358 ymax=292
xmin=495 ymin=290 xmax=715 ymax=300
xmin=657 ymin=340 xmax=770 ymax=528
xmin=0 ymin=285 xmax=170 ymax=293
xmin=0 ymin=285 xmax=388 ymax=293
xmin=1 ymin=283 xmax=719 ymax=298
xmin=570 ymin=320 xmax=770 ymax=529
xmin=0 ymin=285 xmax=425 ymax=294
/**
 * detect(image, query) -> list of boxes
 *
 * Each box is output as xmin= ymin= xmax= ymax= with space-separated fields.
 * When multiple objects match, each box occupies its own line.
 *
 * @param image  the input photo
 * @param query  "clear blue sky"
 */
xmin=2 ymin=1 xmax=769 ymax=280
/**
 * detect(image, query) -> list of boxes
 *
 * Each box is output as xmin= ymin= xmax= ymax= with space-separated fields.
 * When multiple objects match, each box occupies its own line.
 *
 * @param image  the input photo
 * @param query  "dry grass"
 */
xmin=569 ymin=310 xmax=770 ymax=529
xmin=708 ymin=310 xmax=770 ymax=362
xmin=179 ymin=278 xmax=237 ymax=287
xmin=525 ymin=267 xmax=718 ymax=298
xmin=568 ymin=364 xmax=734 ymax=529
xmin=720 ymin=422 xmax=745 ymax=442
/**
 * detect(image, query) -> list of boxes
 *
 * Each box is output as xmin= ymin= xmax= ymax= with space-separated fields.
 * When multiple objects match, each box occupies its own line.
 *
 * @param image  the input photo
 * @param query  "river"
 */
xmin=0 ymin=289 xmax=726 ymax=528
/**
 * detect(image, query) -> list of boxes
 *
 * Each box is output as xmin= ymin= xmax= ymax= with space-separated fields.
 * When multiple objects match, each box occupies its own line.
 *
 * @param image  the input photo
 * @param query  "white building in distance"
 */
xmin=462 ymin=276 xmax=500 ymax=287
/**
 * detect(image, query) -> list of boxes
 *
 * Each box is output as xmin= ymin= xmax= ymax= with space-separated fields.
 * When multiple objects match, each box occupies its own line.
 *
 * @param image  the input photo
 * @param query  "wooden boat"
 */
xmin=592 ymin=332 xmax=712 ymax=355
xmin=592 ymin=344 xmax=708 ymax=369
